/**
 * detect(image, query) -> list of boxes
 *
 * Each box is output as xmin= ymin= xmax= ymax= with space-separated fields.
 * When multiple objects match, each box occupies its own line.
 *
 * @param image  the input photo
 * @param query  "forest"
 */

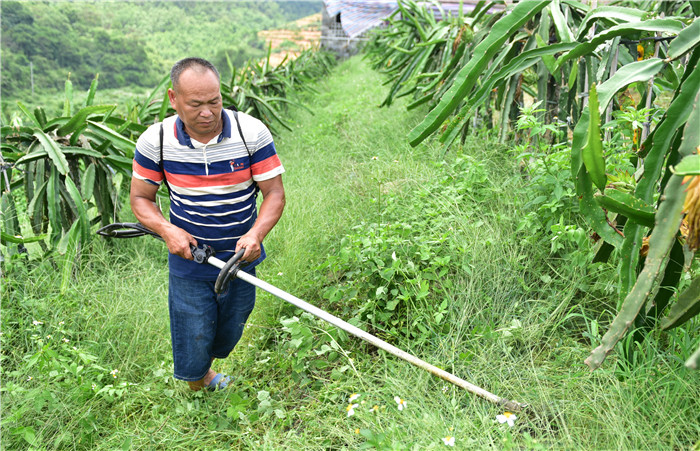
xmin=1 ymin=1 xmax=321 ymax=102
xmin=1 ymin=0 xmax=699 ymax=449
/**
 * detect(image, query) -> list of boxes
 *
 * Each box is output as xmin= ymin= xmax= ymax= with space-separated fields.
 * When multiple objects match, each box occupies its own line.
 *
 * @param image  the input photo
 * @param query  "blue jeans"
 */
xmin=168 ymin=268 xmax=256 ymax=381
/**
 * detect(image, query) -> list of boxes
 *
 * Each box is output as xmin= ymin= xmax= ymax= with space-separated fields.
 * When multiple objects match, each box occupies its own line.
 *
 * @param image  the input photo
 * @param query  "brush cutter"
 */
xmin=97 ymin=222 xmax=526 ymax=412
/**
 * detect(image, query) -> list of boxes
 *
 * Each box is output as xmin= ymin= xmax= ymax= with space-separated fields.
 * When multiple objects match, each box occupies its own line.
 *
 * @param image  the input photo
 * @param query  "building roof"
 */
xmin=324 ymin=0 xmax=398 ymax=38
xmin=323 ymin=0 xmax=504 ymax=38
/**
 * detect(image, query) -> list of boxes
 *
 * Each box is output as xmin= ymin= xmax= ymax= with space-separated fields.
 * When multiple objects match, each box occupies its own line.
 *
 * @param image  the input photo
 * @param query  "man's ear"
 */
xmin=167 ymin=88 xmax=177 ymax=109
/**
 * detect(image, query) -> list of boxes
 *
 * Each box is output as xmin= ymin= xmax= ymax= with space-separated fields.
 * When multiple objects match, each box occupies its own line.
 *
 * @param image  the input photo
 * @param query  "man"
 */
xmin=130 ymin=57 xmax=285 ymax=390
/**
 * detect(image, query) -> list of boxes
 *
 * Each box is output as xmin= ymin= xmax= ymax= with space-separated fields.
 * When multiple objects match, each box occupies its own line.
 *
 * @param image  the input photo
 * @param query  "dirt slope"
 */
xmin=258 ymin=13 xmax=322 ymax=66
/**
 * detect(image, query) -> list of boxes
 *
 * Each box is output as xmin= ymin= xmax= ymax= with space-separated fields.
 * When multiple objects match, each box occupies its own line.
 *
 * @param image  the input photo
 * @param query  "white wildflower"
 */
xmin=346 ymin=403 xmax=359 ymax=417
xmin=442 ymin=436 xmax=455 ymax=446
xmin=496 ymin=411 xmax=517 ymax=427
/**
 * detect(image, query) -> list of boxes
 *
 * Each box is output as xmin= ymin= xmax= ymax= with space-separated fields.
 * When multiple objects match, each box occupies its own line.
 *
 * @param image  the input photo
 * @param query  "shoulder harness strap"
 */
xmin=159 ymin=123 xmax=170 ymax=195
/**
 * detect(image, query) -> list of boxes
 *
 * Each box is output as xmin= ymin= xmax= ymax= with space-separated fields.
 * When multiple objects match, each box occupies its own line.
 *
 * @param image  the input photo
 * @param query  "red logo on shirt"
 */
xmin=230 ymin=160 xmax=245 ymax=172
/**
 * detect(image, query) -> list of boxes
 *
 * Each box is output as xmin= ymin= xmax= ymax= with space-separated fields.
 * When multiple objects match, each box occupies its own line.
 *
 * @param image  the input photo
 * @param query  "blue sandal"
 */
xmin=206 ymin=373 xmax=232 ymax=391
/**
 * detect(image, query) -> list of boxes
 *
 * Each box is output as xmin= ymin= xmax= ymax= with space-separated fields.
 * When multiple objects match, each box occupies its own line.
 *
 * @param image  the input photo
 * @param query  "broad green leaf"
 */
xmin=657 ymin=63 xmax=682 ymax=91
xmin=556 ymin=19 xmax=685 ymax=70
xmin=13 ymin=148 xmax=49 ymax=166
xmin=27 ymin=178 xmax=48 ymax=221
xmin=47 ymin=168 xmax=61 ymax=243
xmin=225 ymin=52 xmax=234 ymax=80
xmin=246 ymin=93 xmax=293 ymax=131
xmin=535 ymin=35 xmax=560 ymax=80
xmin=1 ymin=143 xmax=22 ymax=161
xmin=619 ymin=96 xmax=699 ymax=301
xmin=473 ymin=1 xmax=502 ymax=23
xmin=64 ymin=77 xmax=73 ymax=117
xmin=661 ymin=277 xmax=700 ymax=330
xmin=572 ymin=108 xmax=623 ymax=248
xmin=0 ymin=192 xmax=21 ymax=253
xmin=466 ymin=42 xmax=577 ymax=120
xmin=64 ymin=175 xmax=89 ymax=244
xmin=33 ymin=130 xmax=69 ymax=175
xmin=138 ymin=74 xmax=170 ymax=120
xmin=480 ymin=37 xmax=521 ymax=81
xmin=158 ymin=87 xmax=170 ymax=123
xmin=81 ymin=163 xmax=96 ymax=200
xmin=84 ymin=121 xmax=136 ymax=157
xmin=408 ymin=0 xmax=549 ymax=147
xmin=582 ymin=84 xmax=607 ymax=191
xmin=105 ymin=116 xmax=147 ymax=135
xmin=418 ymin=39 xmax=467 ymax=94
xmin=34 ymin=107 xmax=47 ymax=128
xmin=692 ymin=1 xmax=700 ymax=17
xmin=103 ymin=155 xmax=134 ymax=172
xmin=16 ymin=101 xmax=40 ymax=127
xmin=59 ymin=219 xmax=81 ymax=294
xmin=667 ymin=17 xmax=700 ymax=61
xmin=86 ymin=74 xmax=99 ymax=107
xmin=41 ymin=116 xmax=70 ymax=132
xmin=389 ymin=46 xmax=436 ymax=106
xmin=549 ymin=0 xmax=573 ymax=43
xmin=636 ymin=59 xmax=700 ymax=203
xmin=594 ymin=189 xmax=655 ymax=227
xmin=561 ymin=0 xmax=589 ymax=13
xmin=672 ymin=92 xmax=700 ymax=174
xmin=56 ymin=105 xmax=115 ymax=137
xmin=647 ymin=239 xmax=685 ymax=321
xmin=568 ymin=61 xmax=579 ymax=90
xmin=596 ymin=58 xmax=666 ymax=111
xmin=673 ymin=154 xmax=700 ymax=176
xmin=16 ymin=147 xmax=105 ymax=167
xmin=585 ymin=175 xmax=687 ymax=370
xmin=576 ymin=6 xmax=646 ymax=40
xmin=93 ymin=169 xmax=115 ymax=227
xmin=1 ymin=124 xmax=36 ymax=137
xmin=0 ymin=231 xmax=46 ymax=245
xmin=398 ymin=0 xmax=427 ymax=41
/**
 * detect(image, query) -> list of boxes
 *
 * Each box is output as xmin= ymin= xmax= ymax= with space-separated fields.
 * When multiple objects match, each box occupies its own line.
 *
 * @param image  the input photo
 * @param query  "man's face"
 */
xmin=168 ymin=68 xmax=223 ymax=142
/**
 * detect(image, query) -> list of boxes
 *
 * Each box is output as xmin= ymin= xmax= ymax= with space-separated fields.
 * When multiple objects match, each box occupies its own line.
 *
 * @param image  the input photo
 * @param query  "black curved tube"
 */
xmin=214 ymin=248 xmax=246 ymax=294
xmin=96 ymin=222 xmax=163 ymax=241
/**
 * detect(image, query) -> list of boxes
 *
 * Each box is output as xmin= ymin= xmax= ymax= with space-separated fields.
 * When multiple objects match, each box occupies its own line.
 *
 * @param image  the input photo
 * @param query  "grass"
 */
xmin=2 ymin=56 xmax=700 ymax=450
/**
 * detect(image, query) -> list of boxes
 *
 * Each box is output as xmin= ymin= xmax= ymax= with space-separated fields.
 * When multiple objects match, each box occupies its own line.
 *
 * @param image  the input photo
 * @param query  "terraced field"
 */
xmin=259 ymin=13 xmax=322 ymax=66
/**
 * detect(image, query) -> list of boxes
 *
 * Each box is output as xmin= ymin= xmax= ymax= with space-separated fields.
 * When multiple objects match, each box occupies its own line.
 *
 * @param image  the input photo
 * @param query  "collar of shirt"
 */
xmin=174 ymin=110 xmax=232 ymax=148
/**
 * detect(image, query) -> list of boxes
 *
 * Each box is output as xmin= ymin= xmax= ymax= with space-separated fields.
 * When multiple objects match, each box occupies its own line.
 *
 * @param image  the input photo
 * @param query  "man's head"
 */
xmin=170 ymin=57 xmax=220 ymax=91
xmin=168 ymin=57 xmax=223 ymax=143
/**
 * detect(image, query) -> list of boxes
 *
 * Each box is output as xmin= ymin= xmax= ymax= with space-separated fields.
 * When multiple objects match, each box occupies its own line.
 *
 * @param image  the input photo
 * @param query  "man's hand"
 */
xmin=235 ymin=232 xmax=261 ymax=262
xmin=162 ymin=224 xmax=198 ymax=260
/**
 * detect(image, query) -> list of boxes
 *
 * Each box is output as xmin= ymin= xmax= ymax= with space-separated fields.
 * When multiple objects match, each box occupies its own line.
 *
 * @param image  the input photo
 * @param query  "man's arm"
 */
xmin=236 ymin=175 xmax=286 ymax=262
xmin=130 ymin=177 xmax=196 ymax=260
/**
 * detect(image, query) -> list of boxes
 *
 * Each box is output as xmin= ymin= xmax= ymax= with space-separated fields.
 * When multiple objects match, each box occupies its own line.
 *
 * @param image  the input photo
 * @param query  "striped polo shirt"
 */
xmin=132 ymin=109 xmax=284 ymax=280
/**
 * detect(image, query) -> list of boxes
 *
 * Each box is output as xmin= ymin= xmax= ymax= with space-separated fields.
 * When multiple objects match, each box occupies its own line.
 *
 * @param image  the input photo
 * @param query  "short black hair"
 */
xmin=170 ymin=57 xmax=220 ymax=90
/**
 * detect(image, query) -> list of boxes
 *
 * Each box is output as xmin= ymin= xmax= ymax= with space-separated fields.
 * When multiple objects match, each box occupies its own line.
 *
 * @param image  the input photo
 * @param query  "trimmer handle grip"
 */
xmin=190 ymin=244 xmax=215 ymax=264
xmin=214 ymin=248 xmax=246 ymax=294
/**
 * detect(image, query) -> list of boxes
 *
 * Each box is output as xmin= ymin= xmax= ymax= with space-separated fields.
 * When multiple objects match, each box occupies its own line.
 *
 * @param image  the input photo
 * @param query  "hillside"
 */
xmin=0 ymin=1 xmax=322 ymax=101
